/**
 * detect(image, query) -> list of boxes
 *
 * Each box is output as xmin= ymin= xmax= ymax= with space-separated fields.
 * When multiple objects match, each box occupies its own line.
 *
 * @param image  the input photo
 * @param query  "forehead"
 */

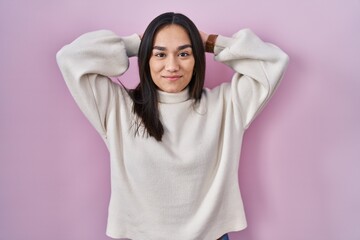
xmin=153 ymin=24 xmax=191 ymax=46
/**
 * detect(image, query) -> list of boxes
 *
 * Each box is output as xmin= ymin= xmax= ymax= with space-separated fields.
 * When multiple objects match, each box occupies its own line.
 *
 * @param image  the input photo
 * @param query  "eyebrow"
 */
xmin=153 ymin=44 xmax=192 ymax=51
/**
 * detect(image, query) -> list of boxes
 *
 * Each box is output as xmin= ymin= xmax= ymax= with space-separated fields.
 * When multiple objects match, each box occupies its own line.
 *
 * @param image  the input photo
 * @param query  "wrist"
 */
xmin=205 ymin=34 xmax=218 ymax=53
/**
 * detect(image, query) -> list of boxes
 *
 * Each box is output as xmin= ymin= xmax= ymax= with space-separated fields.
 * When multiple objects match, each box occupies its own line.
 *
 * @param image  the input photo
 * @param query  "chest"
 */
xmin=120 ymin=101 xmax=224 ymax=177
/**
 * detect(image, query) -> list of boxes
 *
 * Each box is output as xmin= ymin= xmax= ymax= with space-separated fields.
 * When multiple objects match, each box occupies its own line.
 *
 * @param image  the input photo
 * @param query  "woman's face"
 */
xmin=149 ymin=24 xmax=195 ymax=93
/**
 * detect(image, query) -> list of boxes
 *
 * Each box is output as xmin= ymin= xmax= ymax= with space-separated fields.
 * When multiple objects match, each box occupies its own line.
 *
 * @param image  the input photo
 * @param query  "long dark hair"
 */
xmin=129 ymin=12 xmax=205 ymax=141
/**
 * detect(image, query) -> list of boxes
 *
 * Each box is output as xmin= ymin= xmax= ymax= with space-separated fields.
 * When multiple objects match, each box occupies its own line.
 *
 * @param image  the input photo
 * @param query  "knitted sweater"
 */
xmin=56 ymin=29 xmax=289 ymax=240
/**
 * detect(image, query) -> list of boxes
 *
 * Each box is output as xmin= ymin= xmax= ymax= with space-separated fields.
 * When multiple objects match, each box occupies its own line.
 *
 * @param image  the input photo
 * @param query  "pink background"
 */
xmin=1 ymin=0 xmax=359 ymax=239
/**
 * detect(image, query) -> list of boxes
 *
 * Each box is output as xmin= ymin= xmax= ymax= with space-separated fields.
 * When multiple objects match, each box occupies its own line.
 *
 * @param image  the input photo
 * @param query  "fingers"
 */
xmin=199 ymin=31 xmax=209 ymax=47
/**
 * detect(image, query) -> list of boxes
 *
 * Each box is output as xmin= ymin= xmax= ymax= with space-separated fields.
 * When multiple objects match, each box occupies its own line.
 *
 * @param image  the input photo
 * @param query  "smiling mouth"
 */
xmin=163 ymin=75 xmax=182 ymax=81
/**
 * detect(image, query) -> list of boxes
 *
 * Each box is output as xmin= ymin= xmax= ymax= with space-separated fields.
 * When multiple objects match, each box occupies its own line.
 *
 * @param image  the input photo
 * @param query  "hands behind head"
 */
xmin=138 ymin=31 xmax=209 ymax=48
xmin=199 ymin=31 xmax=209 ymax=48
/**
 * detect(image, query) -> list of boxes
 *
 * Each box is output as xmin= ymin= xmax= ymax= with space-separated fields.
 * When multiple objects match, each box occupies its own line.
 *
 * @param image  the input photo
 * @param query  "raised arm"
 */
xmin=56 ymin=30 xmax=141 ymax=138
xmin=205 ymin=29 xmax=289 ymax=129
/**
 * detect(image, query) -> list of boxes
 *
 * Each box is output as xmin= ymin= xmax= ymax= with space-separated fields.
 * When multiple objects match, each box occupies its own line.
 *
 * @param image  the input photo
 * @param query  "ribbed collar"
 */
xmin=157 ymin=88 xmax=190 ymax=104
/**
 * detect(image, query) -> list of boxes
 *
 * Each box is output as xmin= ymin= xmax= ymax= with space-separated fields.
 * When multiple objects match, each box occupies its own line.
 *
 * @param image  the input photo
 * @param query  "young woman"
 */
xmin=57 ymin=12 xmax=288 ymax=240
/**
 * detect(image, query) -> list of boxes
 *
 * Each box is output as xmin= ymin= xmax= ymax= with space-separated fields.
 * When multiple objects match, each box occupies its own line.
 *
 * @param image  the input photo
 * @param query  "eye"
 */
xmin=154 ymin=52 xmax=166 ymax=58
xmin=179 ymin=52 xmax=190 ymax=57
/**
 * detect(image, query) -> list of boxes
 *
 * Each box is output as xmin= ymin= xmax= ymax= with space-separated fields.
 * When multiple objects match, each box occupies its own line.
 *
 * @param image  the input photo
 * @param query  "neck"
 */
xmin=157 ymin=88 xmax=190 ymax=104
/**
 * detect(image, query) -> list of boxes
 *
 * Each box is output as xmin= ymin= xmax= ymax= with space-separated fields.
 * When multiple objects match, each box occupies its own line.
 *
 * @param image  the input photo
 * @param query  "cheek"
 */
xmin=185 ymin=60 xmax=195 ymax=75
xmin=149 ymin=60 xmax=162 ymax=75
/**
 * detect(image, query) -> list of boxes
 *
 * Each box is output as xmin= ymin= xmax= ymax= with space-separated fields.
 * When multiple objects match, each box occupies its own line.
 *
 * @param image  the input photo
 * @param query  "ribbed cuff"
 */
xmin=213 ymin=35 xmax=236 ymax=55
xmin=121 ymin=34 xmax=141 ymax=57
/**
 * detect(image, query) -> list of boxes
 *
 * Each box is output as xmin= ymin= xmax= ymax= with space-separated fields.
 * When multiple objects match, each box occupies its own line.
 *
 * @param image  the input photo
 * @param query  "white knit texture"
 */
xmin=57 ymin=29 xmax=289 ymax=240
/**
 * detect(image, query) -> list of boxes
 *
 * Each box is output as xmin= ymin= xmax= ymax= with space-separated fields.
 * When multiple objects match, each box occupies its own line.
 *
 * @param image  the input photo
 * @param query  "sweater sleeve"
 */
xmin=56 ymin=30 xmax=141 ymax=139
xmin=213 ymin=29 xmax=289 ymax=129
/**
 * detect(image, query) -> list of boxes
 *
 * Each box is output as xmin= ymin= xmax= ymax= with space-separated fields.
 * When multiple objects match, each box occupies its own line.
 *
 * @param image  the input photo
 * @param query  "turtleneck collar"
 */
xmin=157 ymin=87 xmax=190 ymax=104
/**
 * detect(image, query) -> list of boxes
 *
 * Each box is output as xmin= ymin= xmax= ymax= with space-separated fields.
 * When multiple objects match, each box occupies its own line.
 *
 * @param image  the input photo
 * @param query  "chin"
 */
xmin=161 ymin=86 xmax=183 ymax=93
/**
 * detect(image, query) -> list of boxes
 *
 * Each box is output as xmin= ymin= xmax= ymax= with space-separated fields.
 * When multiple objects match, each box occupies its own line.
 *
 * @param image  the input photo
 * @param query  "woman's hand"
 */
xmin=199 ymin=31 xmax=209 ymax=48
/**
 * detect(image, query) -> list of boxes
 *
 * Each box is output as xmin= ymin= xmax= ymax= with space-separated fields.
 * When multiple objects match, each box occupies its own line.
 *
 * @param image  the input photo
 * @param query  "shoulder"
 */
xmin=203 ymin=82 xmax=232 ymax=99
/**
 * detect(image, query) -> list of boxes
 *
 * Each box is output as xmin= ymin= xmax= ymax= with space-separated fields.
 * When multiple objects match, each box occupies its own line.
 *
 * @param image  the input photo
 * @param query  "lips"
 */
xmin=163 ymin=75 xmax=182 ymax=81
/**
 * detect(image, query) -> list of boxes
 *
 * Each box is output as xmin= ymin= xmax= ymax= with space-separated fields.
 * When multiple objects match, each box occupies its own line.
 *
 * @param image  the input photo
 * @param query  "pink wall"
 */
xmin=1 ymin=0 xmax=359 ymax=239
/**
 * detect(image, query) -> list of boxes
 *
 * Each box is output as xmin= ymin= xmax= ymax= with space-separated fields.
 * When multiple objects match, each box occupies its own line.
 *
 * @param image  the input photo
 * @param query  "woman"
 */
xmin=57 ymin=12 xmax=288 ymax=240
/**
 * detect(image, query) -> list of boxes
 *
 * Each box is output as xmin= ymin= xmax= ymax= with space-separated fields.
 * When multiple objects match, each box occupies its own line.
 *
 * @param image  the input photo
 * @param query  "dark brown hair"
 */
xmin=129 ymin=12 xmax=205 ymax=141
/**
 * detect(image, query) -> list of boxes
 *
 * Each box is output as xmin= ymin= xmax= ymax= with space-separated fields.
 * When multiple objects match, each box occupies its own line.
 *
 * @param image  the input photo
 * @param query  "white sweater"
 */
xmin=56 ymin=29 xmax=289 ymax=240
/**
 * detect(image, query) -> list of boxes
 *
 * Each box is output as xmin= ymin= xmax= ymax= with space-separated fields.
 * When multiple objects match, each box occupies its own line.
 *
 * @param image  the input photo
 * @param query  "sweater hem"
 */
xmin=105 ymin=222 xmax=247 ymax=240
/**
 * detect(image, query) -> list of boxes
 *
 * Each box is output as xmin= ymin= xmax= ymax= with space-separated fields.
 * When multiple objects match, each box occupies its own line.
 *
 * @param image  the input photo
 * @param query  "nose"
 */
xmin=165 ymin=55 xmax=179 ymax=72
